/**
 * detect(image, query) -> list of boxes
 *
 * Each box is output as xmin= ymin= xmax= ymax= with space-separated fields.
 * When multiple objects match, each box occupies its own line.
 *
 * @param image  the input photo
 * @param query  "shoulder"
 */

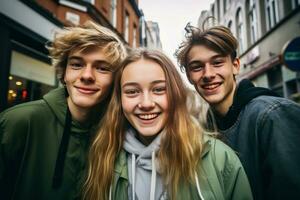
xmin=249 ymin=96 xmax=300 ymax=120
xmin=0 ymin=100 xmax=54 ymax=139
xmin=247 ymin=95 xmax=299 ymax=112
xmin=0 ymin=100 xmax=49 ymax=123
xmin=203 ymin=135 xmax=241 ymax=170
xmin=242 ymin=96 xmax=300 ymax=122
xmin=201 ymin=136 xmax=252 ymax=199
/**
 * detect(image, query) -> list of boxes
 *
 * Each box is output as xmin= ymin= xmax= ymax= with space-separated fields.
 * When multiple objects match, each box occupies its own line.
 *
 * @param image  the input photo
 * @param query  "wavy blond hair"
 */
xmin=83 ymin=48 xmax=204 ymax=200
xmin=47 ymin=20 xmax=127 ymax=83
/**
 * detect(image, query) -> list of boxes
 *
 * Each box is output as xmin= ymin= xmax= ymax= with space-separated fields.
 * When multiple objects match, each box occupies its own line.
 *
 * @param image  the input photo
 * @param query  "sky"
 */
xmin=138 ymin=0 xmax=214 ymax=88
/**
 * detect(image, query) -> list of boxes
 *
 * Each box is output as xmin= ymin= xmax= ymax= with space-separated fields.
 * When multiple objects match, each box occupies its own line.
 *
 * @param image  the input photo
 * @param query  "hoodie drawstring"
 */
xmin=131 ymin=154 xmax=136 ymax=200
xmin=195 ymin=171 xmax=205 ymax=200
xmin=52 ymin=107 xmax=71 ymax=188
xmin=150 ymin=151 xmax=156 ymax=200
xmin=131 ymin=152 xmax=156 ymax=200
xmin=109 ymin=184 xmax=112 ymax=200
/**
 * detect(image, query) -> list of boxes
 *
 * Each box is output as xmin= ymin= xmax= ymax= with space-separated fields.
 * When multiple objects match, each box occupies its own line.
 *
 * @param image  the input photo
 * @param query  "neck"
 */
xmin=137 ymin=133 xmax=158 ymax=146
xmin=213 ymin=82 xmax=237 ymax=117
xmin=67 ymin=97 xmax=91 ymax=123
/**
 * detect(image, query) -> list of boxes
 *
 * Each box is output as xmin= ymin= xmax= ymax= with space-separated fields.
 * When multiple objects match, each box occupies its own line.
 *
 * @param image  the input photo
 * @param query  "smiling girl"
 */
xmin=83 ymin=48 xmax=252 ymax=200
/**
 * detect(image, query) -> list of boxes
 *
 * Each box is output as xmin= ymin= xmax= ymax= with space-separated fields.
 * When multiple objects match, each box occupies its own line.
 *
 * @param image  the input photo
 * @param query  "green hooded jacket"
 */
xmin=112 ymin=136 xmax=253 ymax=200
xmin=0 ymin=88 xmax=98 ymax=200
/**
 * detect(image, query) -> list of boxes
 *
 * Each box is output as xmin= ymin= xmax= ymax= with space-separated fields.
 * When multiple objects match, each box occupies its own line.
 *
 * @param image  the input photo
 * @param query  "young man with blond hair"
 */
xmin=175 ymin=23 xmax=300 ymax=200
xmin=0 ymin=21 xmax=126 ymax=199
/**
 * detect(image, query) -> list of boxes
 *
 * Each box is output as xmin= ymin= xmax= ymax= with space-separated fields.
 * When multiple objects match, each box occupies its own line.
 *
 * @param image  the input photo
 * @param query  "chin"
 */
xmin=136 ymin=127 xmax=161 ymax=137
xmin=74 ymin=100 xmax=99 ymax=109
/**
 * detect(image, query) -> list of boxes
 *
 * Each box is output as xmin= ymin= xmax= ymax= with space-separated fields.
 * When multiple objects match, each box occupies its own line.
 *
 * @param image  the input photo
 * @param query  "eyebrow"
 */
xmin=68 ymin=56 xmax=110 ymax=64
xmin=188 ymin=55 xmax=225 ymax=66
xmin=122 ymin=80 xmax=166 ymax=88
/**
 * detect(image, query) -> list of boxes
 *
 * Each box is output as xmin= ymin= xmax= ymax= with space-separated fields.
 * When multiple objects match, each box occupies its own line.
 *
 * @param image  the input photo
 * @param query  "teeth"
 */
xmin=138 ymin=113 xmax=158 ymax=120
xmin=203 ymin=83 xmax=220 ymax=89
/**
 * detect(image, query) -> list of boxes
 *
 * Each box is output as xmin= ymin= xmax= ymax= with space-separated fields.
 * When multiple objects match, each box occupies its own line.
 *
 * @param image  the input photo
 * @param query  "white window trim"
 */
xmin=249 ymin=0 xmax=258 ymax=44
xmin=292 ymin=0 xmax=300 ymax=9
xmin=133 ymin=26 xmax=137 ymax=47
xmin=124 ymin=13 xmax=129 ymax=42
xmin=265 ymin=0 xmax=279 ymax=30
xmin=236 ymin=9 xmax=244 ymax=53
xmin=111 ymin=0 xmax=117 ymax=27
xmin=59 ymin=0 xmax=87 ymax=12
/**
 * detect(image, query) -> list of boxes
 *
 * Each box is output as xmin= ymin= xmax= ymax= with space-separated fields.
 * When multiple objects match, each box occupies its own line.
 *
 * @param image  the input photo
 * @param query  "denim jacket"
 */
xmin=213 ymin=79 xmax=300 ymax=200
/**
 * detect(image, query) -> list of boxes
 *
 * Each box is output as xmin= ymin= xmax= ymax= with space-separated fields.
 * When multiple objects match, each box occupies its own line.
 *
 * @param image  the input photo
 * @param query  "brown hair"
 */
xmin=175 ymin=20 xmax=238 ymax=72
xmin=83 ymin=48 xmax=204 ymax=199
xmin=47 ymin=20 xmax=127 ymax=83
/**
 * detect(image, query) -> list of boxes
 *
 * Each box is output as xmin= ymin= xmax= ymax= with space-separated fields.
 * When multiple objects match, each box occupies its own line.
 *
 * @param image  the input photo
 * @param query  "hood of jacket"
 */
xmin=43 ymin=87 xmax=95 ymax=133
xmin=213 ymin=79 xmax=279 ymax=130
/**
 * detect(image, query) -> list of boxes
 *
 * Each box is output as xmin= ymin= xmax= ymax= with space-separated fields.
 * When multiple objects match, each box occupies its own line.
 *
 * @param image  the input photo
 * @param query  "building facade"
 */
xmin=139 ymin=10 xmax=162 ymax=49
xmin=0 ymin=0 xmax=141 ymax=111
xmin=198 ymin=0 xmax=300 ymax=103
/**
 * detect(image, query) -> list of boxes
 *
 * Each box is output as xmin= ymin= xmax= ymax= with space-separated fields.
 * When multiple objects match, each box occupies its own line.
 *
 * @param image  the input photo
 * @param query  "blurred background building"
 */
xmin=0 ymin=0 xmax=162 ymax=111
xmin=198 ymin=0 xmax=300 ymax=103
xmin=139 ymin=10 xmax=162 ymax=49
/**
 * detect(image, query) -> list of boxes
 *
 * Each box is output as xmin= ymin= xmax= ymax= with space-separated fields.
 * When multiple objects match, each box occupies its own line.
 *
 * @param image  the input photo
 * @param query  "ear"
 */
xmin=232 ymin=58 xmax=240 ymax=75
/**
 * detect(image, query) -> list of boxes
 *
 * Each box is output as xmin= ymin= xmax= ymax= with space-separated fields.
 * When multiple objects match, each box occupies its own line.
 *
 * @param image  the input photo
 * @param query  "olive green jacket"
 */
xmin=0 ymin=88 xmax=97 ymax=200
xmin=111 ymin=136 xmax=253 ymax=200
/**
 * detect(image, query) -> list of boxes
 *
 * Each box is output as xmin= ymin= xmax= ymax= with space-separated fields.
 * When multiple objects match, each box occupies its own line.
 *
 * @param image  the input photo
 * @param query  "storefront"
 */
xmin=7 ymin=51 xmax=56 ymax=108
xmin=0 ymin=1 xmax=62 ymax=111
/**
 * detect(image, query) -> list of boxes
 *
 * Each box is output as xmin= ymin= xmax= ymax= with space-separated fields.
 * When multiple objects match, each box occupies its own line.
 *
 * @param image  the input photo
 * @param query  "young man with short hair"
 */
xmin=176 ymin=24 xmax=300 ymax=200
xmin=0 ymin=21 xmax=126 ymax=199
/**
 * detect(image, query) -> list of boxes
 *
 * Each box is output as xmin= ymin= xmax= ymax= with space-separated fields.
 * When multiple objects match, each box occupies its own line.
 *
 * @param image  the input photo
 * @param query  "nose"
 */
xmin=138 ymin=93 xmax=155 ymax=110
xmin=202 ymin=64 xmax=215 ymax=82
xmin=80 ymin=65 xmax=95 ymax=83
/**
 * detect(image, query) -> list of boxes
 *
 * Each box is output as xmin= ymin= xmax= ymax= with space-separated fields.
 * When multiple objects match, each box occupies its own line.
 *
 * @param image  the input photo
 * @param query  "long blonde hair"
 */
xmin=83 ymin=48 xmax=204 ymax=199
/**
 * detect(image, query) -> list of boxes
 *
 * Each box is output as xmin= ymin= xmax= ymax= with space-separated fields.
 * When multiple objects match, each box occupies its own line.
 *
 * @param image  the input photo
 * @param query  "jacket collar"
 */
xmin=114 ymin=149 xmax=128 ymax=179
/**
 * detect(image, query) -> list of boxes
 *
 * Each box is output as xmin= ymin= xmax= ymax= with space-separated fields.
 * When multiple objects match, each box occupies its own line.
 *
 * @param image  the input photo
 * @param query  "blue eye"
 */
xmin=153 ymin=87 xmax=166 ymax=94
xmin=124 ymin=89 xmax=140 ymax=96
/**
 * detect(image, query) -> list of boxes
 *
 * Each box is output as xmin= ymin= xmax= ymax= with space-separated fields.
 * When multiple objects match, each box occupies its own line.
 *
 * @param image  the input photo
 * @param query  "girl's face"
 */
xmin=121 ymin=59 xmax=168 ymax=145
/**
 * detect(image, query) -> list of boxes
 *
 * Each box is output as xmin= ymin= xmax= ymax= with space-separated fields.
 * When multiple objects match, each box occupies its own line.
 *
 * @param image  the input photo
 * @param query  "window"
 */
xmin=81 ymin=0 xmax=95 ymax=4
xmin=124 ymin=12 xmax=129 ymax=42
xmin=265 ymin=0 xmax=279 ymax=30
xmin=110 ymin=0 xmax=117 ymax=27
xmin=211 ymin=4 xmax=215 ymax=18
xmin=236 ymin=9 xmax=244 ymax=54
xmin=267 ymin=65 xmax=283 ymax=97
xmin=224 ymin=0 xmax=231 ymax=13
xmin=227 ymin=20 xmax=233 ymax=33
xmin=248 ymin=0 xmax=258 ymax=44
xmin=8 ymin=51 xmax=55 ymax=108
xmin=292 ymin=0 xmax=300 ymax=9
xmin=133 ymin=25 xmax=137 ymax=47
